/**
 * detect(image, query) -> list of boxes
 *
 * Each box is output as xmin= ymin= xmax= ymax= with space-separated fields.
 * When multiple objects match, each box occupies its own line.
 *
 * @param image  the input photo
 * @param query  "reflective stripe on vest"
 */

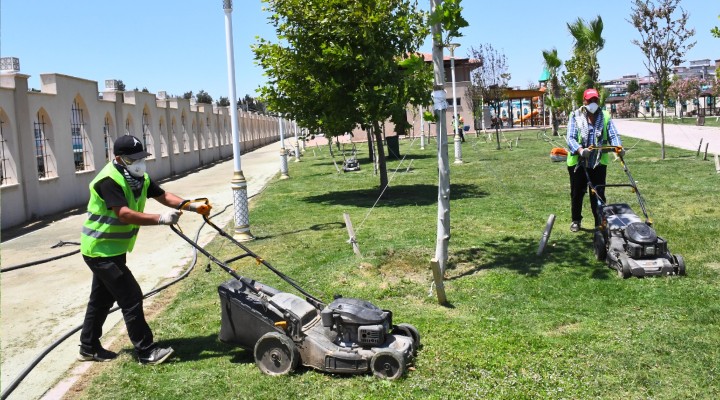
xmin=80 ymin=162 xmax=150 ymax=257
xmin=567 ymin=110 xmax=611 ymax=167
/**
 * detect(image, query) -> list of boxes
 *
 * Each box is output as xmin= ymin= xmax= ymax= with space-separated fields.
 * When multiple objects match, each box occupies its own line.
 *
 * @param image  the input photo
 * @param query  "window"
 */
xmin=141 ymin=109 xmax=155 ymax=159
xmin=171 ymin=118 xmax=180 ymax=154
xmin=181 ymin=114 xmax=190 ymax=152
xmin=71 ymin=99 xmax=93 ymax=171
xmin=0 ymin=114 xmax=18 ymax=186
xmin=192 ymin=120 xmax=199 ymax=151
xmin=159 ymin=118 xmax=168 ymax=157
xmin=103 ymin=115 xmax=113 ymax=162
xmin=34 ymin=111 xmax=56 ymax=179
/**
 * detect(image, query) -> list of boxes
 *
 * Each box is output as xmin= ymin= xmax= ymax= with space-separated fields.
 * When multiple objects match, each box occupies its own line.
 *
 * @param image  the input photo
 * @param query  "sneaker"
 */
xmin=78 ymin=347 xmax=118 ymax=362
xmin=570 ymin=221 xmax=581 ymax=232
xmin=138 ymin=346 xmax=174 ymax=365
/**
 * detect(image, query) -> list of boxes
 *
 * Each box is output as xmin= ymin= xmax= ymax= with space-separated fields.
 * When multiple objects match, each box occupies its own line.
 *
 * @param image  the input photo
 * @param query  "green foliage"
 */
xmin=428 ymin=0 xmax=469 ymax=44
xmin=76 ymin=133 xmax=720 ymax=400
xmin=195 ymin=90 xmax=213 ymax=104
xmin=541 ymin=48 xmax=564 ymax=135
xmin=712 ymin=15 xmax=720 ymax=38
xmin=563 ymin=15 xmax=604 ymax=107
xmin=628 ymin=0 xmax=696 ymax=106
xmin=216 ymin=97 xmax=230 ymax=107
xmin=253 ymin=0 xmax=430 ymax=138
xmin=116 ymin=80 xmax=126 ymax=91
xmin=182 ymin=91 xmax=193 ymax=100
xmin=627 ymin=79 xmax=640 ymax=94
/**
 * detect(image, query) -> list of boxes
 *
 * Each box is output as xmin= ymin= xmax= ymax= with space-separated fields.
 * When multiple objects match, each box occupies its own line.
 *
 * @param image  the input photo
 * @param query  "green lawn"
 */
xmin=73 ymin=132 xmax=720 ymax=400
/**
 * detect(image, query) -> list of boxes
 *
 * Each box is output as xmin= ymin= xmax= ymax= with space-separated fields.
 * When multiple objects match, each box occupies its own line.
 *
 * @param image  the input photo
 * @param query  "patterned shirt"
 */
xmin=566 ymin=109 xmax=622 ymax=154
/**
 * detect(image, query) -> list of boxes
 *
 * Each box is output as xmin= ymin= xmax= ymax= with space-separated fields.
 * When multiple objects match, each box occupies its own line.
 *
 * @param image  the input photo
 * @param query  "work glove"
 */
xmin=580 ymin=148 xmax=591 ymax=159
xmin=180 ymin=200 xmax=213 ymax=216
xmin=158 ymin=209 xmax=182 ymax=225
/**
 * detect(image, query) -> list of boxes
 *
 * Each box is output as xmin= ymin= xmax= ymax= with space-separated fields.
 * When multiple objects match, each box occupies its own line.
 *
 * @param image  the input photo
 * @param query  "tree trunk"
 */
xmin=367 ymin=127 xmax=374 ymax=162
xmin=660 ymin=108 xmax=666 ymax=160
xmin=373 ymin=121 xmax=389 ymax=195
xmin=494 ymin=104 xmax=501 ymax=149
xmin=430 ymin=0 xmax=450 ymax=276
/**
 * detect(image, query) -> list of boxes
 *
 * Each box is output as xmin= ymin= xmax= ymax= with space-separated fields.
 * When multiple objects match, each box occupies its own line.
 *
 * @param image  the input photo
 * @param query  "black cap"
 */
xmin=113 ymin=135 xmax=151 ymax=160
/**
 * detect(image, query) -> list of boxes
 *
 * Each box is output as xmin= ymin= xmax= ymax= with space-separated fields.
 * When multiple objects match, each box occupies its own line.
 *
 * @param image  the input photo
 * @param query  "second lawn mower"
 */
xmin=579 ymin=147 xmax=686 ymax=278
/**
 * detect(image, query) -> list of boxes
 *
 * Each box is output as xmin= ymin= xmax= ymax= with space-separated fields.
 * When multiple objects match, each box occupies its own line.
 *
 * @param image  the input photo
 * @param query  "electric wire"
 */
xmin=354 ymin=137 xmax=418 ymax=235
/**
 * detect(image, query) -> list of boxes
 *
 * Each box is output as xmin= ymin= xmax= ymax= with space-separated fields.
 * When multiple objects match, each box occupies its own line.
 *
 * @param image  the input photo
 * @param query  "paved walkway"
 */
xmin=0 ymin=141 xmax=290 ymax=400
xmin=613 ymin=119 xmax=720 ymax=155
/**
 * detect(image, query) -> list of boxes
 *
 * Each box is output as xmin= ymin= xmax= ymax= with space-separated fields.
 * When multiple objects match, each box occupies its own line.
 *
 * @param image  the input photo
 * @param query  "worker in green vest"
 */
xmin=566 ymin=88 xmax=623 ymax=232
xmin=79 ymin=135 xmax=211 ymax=365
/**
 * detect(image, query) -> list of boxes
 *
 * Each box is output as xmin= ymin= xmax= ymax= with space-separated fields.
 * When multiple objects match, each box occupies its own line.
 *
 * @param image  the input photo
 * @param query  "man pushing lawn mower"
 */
xmin=78 ymin=135 xmax=212 ymax=365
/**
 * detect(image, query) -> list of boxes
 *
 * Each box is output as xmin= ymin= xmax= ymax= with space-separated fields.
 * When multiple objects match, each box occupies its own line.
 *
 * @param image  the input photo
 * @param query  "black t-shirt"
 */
xmin=94 ymin=168 xmax=164 ymax=209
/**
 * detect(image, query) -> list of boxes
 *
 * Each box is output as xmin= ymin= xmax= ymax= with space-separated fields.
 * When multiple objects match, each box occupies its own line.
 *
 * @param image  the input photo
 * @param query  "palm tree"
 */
xmin=542 ymin=48 xmax=562 ymax=136
xmin=567 ymin=16 xmax=605 ymax=104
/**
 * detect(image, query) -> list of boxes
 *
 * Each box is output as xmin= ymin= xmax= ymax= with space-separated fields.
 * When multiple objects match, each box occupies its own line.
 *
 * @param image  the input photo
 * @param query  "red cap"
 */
xmin=583 ymin=88 xmax=599 ymax=101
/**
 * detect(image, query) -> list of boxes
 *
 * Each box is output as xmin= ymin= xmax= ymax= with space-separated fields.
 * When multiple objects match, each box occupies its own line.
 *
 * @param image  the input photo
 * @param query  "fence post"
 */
xmin=343 ymin=213 xmax=361 ymax=257
xmin=697 ymin=138 xmax=703 ymax=157
xmin=703 ymin=143 xmax=709 ymax=161
xmin=715 ymin=154 xmax=720 ymax=174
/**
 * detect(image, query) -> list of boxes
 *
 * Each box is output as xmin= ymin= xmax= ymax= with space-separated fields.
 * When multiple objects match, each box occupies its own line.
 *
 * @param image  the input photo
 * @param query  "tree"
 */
xmin=468 ymin=43 xmax=510 ymax=149
xmin=116 ymin=80 xmax=126 ymax=91
xmin=712 ymin=15 xmax=720 ymax=38
xmin=254 ymin=0 xmax=429 ymax=193
xmin=182 ymin=91 xmax=193 ymax=100
xmin=216 ymin=96 xmax=230 ymax=107
xmin=668 ymin=76 xmax=705 ymax=118
xmin=541 ymin=48 xmax=563 ymax=136
xmin=629 ymin=0 xmax=696 ymax=159
xmin=564 ymin=16 xmax=605 ymax=107
xmin=627 ymin=79 xmax=640 ymax=94
xmin=196 ymin=90 xmax=213 ymax=104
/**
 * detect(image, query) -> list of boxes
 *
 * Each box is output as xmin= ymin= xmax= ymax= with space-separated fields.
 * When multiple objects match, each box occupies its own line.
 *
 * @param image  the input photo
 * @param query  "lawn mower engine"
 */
xmin=595 ymin=203 xmax=686 ymax=278
xmin=217 ymin=278 xmax=419 ymax=380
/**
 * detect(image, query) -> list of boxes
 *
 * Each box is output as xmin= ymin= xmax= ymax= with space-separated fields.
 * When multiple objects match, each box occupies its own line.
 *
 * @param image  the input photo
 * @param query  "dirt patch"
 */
xmin=545 ymin=322 xmax=582 ymax=337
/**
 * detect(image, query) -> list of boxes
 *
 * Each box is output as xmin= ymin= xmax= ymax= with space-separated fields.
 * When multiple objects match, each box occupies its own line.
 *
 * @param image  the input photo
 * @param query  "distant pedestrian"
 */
xmin=452 ymin=114 xmax=465 ymax=142
xmin=566 ymin=88 xmax=623 ymax=232
xmin=79 ymin=135 xmax=212 ymax=365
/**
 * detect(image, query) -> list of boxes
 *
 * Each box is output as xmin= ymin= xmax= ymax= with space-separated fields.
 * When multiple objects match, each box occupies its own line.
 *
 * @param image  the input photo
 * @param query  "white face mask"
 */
xmin=585 ymin=103 xmax=599 ymax=114
xmin=122 ymin=158 xmax=147 ymax=178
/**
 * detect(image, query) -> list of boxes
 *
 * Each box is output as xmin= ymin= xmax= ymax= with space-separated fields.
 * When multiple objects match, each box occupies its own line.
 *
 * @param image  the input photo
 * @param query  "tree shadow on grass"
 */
xmin=446 ymin=234 xmax=612 ymax=280
xmin=252 ymin=221 xmax=345 ymax=241
xmin=149 ymin=334 xmax=249 ymax=363
xmin=302 ymin=183 xmax=488 ymax=208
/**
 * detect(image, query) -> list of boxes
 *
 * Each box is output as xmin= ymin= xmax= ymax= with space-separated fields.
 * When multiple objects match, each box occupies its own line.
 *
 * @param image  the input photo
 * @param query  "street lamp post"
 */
xmin=279 ymin=116 xmax=290 ymax=179
xmin=448 ymin=43 xmax=463 ymax=164
xmin=223 ymin=0 xmax=253 ymax=241
xmin=293 ymin=120 xmax=301 ymax=162
xmin=420 ymin=105 xmax=426 ymax=150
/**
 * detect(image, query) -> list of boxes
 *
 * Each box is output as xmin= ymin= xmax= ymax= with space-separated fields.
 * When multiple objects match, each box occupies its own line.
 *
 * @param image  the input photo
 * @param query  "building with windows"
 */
xmin=0 ymin=57 xmax=283 ymax=229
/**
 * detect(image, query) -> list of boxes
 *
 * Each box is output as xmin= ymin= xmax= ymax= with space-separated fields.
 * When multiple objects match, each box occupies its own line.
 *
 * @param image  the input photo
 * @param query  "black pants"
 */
xmin=567 ymin=164 xmax=607 ymax=227
xmin=80 ymin=254 xmax=155 ymax=355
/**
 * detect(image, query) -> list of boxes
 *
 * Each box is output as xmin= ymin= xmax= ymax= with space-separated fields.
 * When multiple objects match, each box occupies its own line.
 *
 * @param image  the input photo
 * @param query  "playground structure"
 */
xmin=481 ymin=88 xmax=549 ymax=129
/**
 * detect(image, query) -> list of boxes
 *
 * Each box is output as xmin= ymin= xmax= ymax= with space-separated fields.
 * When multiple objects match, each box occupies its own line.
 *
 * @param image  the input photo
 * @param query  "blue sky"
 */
xmin=1 ymin=0 xmax=717 ymax=101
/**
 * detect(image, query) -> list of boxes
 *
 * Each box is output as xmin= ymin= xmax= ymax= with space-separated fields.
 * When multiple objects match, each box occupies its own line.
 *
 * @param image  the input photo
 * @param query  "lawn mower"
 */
xmin=579 ymin=147 xmax=686 ymax=278
xmin=342 ymin=143 xmax=360 ymax=172
xmin=170 ymin=203 xmax=419 ymax=379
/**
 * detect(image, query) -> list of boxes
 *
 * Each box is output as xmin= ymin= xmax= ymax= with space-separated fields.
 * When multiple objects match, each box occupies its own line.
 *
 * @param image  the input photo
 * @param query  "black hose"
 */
xmin=0 ymin=205 xmax=230 ymax=400
xmin=0 ymin=241 xmax=81 ymax=273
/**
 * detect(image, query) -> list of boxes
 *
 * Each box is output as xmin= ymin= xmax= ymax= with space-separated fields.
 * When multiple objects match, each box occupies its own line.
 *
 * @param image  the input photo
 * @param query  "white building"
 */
xmin=0 ymin=57 xmax=283 ymax=230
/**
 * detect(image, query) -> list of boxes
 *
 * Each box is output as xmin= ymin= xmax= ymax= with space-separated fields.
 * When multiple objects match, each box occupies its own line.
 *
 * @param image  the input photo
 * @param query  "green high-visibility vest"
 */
xmin=81 ymin=163 xmax=150 ymax=257
xmin=567 ymin=110 xmax=611 ymax=167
